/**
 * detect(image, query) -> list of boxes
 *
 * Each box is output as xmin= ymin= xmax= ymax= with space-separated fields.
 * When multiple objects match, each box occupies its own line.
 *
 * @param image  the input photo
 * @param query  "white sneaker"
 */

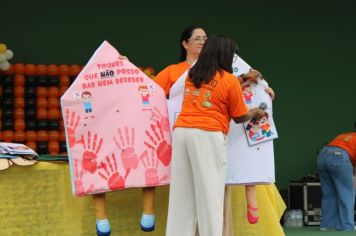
xmin=320 ymin=227 xmax=336 ymax=231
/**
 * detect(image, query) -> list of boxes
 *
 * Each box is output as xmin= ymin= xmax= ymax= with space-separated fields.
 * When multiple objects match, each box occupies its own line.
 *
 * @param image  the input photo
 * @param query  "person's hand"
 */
xmin=245 ymin=69 xmax=262 ymax=80
xmin=250 ymin=107 xmax=266 ymax=121
xmin=264 ymin=87 xmax=275 ymax=100
xmin=118 ymin=55 xmax=128 ymax=60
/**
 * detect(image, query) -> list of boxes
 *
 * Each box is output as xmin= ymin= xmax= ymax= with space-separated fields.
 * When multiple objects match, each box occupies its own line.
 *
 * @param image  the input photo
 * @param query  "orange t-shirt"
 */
xmin=154 ymin=61 xmax=190 ymax=96
xmin=327 ymin=132 xmax=356 ymax=164
xmin=174 ymin=70 xmax=248 ymax=135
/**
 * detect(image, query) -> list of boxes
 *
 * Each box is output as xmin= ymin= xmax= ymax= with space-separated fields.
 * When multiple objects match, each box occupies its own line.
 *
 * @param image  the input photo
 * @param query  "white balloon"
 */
xmin=0 ymin=54 xmax=6 ymax=62
xmin=0 ymin=61 xmax=10 ymax=70
xmin=5 ymin=49 xmax=13 ymax=60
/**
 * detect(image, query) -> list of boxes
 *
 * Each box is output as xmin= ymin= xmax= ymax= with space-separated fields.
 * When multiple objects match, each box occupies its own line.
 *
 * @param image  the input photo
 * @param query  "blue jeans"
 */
xmin=317 ymin=146 xmax=355 ymax=231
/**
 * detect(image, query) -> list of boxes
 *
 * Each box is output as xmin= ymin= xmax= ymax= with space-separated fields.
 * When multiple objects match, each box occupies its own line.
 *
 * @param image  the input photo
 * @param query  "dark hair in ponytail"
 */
xmin=188 ymin=34 xmax=237 ymax=88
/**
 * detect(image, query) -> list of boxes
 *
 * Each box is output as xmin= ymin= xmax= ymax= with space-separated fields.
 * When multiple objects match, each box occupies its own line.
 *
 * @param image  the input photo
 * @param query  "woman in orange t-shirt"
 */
xmin=317 ymin=132 xmax=356 ymax=231
xmin=165 ymin=34 xmax=265 ymax=236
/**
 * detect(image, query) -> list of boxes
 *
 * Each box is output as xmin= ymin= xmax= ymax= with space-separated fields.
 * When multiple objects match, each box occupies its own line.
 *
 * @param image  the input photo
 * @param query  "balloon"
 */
xmin=0 ymin=44 xmax=14 ymax=71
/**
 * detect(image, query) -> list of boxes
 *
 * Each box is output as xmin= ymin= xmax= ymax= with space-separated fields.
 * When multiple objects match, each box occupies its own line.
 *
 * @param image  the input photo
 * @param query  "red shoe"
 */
xmin=247 ymin=205 xmax=259 ymax=224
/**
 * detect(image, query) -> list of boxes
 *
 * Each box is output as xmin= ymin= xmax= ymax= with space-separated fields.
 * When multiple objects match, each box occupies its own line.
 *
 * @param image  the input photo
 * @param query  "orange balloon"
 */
xmin=48 ymin=141 xmax=60 ymax=155
xmin=36 ymin=97 xmax=48 ymax=109
xmin=47 ymin=98 xmax=59 ymax=109
xmin=59 ymin=75 xmax=70 ymax=87
xmin=69 ymin=64 xmax=81 ymax=76
xmin=58 ymin=109 xmax=63 ymax=120
xmin=26 ymin=141 xmax=37 ymax=151
xmin=48 ymin=109 xmax=60 ymax=120
xmin=14 ymin=86 xmax=25 ymax=97
xmin=36 ymin=64 xmax=47 ymax=76
xmin=48 ymin=130 xmax=59 ymax=141
xmin=59 ymin=86 xmax=68 ymax=96
xmin=47 ymin=64 xmax=59 ymax=76
xmin=37 ymin=130 xmax=48 ymax=142
xmin=59 ymin=130 xmax=66 ymax=142
xmin=14 ymin=97 xmax=25 ymax=109
xmin=14 ymin=119 xmax=26 ymax=131
xmin=36 ymin=108 xmax=48 ymax=120
xmin=14 ymin=109 xmax=25 ymax=119
xmin=13 ymin=130 xmax=26 ymax=142
xmin=13 ymin=63 xmax=25 ymax=75
xmin=26 ymin=130 xmax=37 ymax=142
xmin=36 ymin=87 xmax=48 ymax=98
xmin=2 ymin=130 xmax=14 ymax=142
xmin=0 ymin=121 xmax=2 ymax=130
xmin=58 ymin=64 xmax=70 ymax=76
xmin=48 ymin=87 xmax=59 ymax=98
xmin=14 ymin=74 xmax=26 ymax=86
xmin=145 ymin=67 xmax=155 ymax=75
xmin=25 ymin=64 xmax=36 ymax=75
xmin=0 ymin=131 xmax=2 ymax=141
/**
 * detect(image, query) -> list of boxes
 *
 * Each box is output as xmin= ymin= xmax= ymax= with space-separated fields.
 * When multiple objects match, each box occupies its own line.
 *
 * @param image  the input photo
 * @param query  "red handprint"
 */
xmin=65 ymin=109 xmax=81 ymax=148
xmin=98 ymin=153 xmax=126 ymax=190
xmin=113 ymin=126 xmax=139 ymax=170
xmin=81 ymin=131 xmax=103 ymax=173
xmin=144 ymin=121 xmax=172 ymax=166
xmin=74 ymin=159 xmax=95 ymax=196
xmin=152 ymin=106 xmax=170 ymax=133
xmin=140 ymin=150 xmax=159 ymax=186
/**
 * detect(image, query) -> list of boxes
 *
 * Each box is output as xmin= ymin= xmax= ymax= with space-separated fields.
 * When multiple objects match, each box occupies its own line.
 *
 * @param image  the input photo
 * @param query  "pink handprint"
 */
xmin=74 ymin=159 xmax=94 ymax=196
xmin=140 ymin=150 xmax=159 ymax=185
xmin=98 ymin=153 xmax=126 ymax=190
xmin=113 ymin=126 xmax=139 ymax=170
xmin=140 ymin=150 xmax=168 ymax=186
xmin=81 ymin=131 xmax=103 ymax=173
xmin=152 ymin=106 xmax=170 ymax=133
xmin=144 ymin=121 xmax=172 ymax=166
xmin=65 ymin=109 xmax=81 ymax=148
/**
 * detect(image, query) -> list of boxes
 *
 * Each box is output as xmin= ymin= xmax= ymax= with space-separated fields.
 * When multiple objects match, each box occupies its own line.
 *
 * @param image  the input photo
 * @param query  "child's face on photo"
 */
xmin=83 ymin=94 xmax=91 ymax=101
xmin=243 ymin=87 xmax=252 ymax=94
xmin=140 ymin=88 xmax=149 ymax=95
xmin=260 ymin=116 xmax=268 ymax=124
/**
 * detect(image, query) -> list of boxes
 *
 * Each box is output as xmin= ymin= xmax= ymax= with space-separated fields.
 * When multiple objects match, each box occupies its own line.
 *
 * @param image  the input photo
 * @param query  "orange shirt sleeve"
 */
xmin=154 ymin=66 xmax=172 ymax=97
xmin=227 ymin=78 xmax=248 ymax=118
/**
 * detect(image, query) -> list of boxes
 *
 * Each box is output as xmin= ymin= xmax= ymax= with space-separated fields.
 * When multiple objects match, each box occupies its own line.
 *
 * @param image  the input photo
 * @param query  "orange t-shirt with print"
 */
xmin=174 ymin=70 xmax=248 ymax=135
xmin=327 ymin=132 xmax=356 ymax=164
xmin=154 ymin=61 xmax=190 ymax=96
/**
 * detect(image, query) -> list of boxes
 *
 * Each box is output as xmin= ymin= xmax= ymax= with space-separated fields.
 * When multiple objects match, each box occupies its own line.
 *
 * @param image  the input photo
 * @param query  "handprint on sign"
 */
xmin=65 ymin=109 xmax=82 ymax=148
xmin=74 ymin=159 xmax=95 ymax=196
xmin=81 ymin=131 xmax=103 ymax=173
xmin=144 ymin=121 xmax=172 ymax=166
xmin=113 ymin=126 xmax=139 ymax=170
xmin=151 ymin=106 xmax=170 ymax=133
xmin=140 ymin=150 xmax=168 ymax=186
xmin=98 ymin=153 xmax=127 ymax=190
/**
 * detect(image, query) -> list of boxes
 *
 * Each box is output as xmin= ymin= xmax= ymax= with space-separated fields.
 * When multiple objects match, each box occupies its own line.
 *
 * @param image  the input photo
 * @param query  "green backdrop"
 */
xmin=2 ymin=0 xmax=356 ymax=189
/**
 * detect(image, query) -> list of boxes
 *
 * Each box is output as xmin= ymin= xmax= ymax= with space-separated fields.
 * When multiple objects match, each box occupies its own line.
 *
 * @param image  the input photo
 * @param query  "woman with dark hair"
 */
xmin=139 ymin=25 xmax=208 ymax=232
xmin=165 ymin=34 xmax=265 ymax=236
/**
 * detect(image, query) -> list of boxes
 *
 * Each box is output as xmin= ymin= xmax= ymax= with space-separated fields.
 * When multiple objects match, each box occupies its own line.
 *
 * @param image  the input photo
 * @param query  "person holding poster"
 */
xmin=165 ymin=34 xmax=266 ymax=236
xmin=150 ymin=25 xmax=283 ymax=236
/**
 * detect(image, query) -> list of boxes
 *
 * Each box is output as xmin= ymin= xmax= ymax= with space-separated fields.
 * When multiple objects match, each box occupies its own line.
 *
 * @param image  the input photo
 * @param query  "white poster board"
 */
xmin=168 ymin=55 xmax=276 ymax=184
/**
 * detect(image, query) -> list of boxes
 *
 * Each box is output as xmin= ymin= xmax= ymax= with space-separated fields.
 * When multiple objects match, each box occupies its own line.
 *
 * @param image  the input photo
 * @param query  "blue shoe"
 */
xmin=96 ymin=219 xmax=111 ymax=236
xmin=140 ymin=214 xmax=155 ymax=232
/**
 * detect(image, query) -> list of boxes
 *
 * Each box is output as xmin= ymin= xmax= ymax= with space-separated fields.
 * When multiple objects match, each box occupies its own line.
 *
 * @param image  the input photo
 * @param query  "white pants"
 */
xmin=166 ymin=128 xmax=227 ymax=236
